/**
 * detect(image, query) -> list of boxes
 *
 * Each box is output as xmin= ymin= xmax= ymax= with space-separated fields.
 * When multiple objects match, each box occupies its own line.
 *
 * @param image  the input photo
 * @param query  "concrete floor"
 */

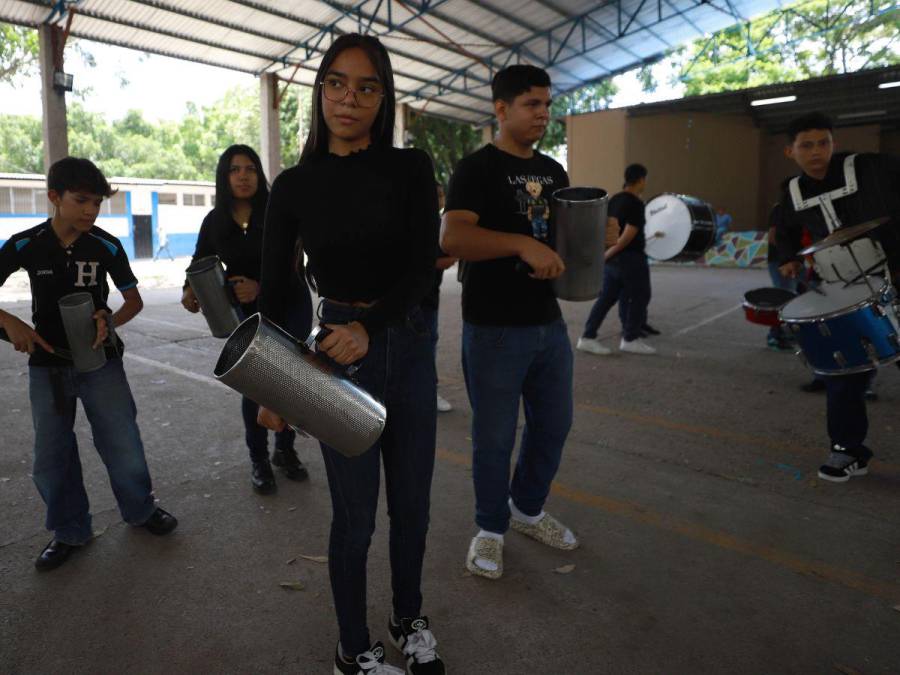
xmin=1 ymin=266 xmax=898 ymax=674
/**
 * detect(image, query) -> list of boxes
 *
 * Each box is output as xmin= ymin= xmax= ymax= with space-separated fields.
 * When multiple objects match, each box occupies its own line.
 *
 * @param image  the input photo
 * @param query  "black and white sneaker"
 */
xmin=818 ymin=445 xmax=873 ymax=483
xmin=388 ymin=615 xmax=446 ymax=675
xmin=334 ymin=641 xmax=404 ymax=675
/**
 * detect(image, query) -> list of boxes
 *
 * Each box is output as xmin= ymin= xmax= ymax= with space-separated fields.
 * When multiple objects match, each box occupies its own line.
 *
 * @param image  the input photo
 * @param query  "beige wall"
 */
xmin=566 ymin=109 xmax=627 ymax=197
xmin=626 ymin=112 xmax=761 ymax=230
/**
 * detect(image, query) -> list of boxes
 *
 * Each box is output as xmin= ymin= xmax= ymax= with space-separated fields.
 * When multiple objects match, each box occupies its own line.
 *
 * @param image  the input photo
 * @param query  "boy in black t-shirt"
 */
xmin=442 ymin=65 xmax=578 ymax=580
xmin=578 ymin=163 xmax=657 ymax=355
xmin=0 ymin=158 xmax=177 ymax=571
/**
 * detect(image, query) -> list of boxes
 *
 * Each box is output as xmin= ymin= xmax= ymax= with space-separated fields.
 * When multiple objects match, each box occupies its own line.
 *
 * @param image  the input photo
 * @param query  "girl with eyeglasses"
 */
xmin=257 ymin=34 xmax=445 ymax=675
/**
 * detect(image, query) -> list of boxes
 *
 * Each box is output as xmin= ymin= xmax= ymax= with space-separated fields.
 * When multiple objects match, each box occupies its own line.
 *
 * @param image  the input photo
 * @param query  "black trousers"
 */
xmin=825 ymin=371 xmax=869 ymax=451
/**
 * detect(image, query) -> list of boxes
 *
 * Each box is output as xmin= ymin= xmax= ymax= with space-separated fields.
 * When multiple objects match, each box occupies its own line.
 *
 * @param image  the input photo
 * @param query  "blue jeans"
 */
xmin=28 ymin=358 xmax=156 ymax=545
xmin=318 ymin=301 xmax=437 ymax=655
xmin=583 ymin=250 xmax=651 ymax=342
xmin=462 ymin=318 xmax=573 ymax=534
xmin=826 ymin=371 xmax=869 ymax=451
xmin=766 ymin=261 xmax=799 ymax=341
xmin=421 ymin=305 xmax=439 ymax=383
xmin=241 ymin=397 xmax=296 ymax=462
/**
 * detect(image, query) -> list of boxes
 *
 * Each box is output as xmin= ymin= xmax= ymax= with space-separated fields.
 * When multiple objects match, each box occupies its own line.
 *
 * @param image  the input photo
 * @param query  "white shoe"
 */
xmin=436 ymin=393 xmax=453 ymax=413
xmin=576 ymin=337 xmax=611 ymax=355
xmin=619 ymin=337 xmax=656 ymax=354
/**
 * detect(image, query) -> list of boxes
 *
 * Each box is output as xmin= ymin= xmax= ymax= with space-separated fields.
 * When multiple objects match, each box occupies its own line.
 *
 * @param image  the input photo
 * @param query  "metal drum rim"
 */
xmin=213 ymin=312 xmax=264 ymax=379
xmin=551 ymin=186 xmax=608 ymax=206
xmin=185 ymin=254 xmax=222 ymax=276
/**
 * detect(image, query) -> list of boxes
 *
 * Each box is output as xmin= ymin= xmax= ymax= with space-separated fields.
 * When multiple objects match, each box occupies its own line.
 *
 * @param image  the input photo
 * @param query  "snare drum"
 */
xmin=644 ymin=194 xmax=717 ymax=262
xmin=742 ymin=287 xmax=797 ymax=327
xmin=779 ymin=278 xmax=900 ymax=375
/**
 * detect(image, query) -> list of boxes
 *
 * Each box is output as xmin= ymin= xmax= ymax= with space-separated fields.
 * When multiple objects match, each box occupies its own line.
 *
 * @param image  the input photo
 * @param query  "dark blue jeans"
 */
xmin=421 ymin=305 xmax=439 ymax=384
xmin=583 ymin=250 xmax=651 ymax=342
xmin=462 ymin=318 xmax=573 ymax=534
xmin=241 ymin=397 xmax=296 ymax=462
xmin=825 ymin=371 xmax=869 ymax=451
xmin=28 ymin=358 xmax=157 ymax=545
xmin=318 ymin=300 xmax=437 ymax=656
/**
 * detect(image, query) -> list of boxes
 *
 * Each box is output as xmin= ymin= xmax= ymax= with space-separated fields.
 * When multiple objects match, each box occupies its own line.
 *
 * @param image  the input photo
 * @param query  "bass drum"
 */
xmin=644 ymin=193 xmax=716 ymax=263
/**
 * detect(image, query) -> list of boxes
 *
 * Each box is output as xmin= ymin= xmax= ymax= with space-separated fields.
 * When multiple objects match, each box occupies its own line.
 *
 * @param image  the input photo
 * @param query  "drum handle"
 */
xmin=305 ymin=324 xmax=360 ymax=377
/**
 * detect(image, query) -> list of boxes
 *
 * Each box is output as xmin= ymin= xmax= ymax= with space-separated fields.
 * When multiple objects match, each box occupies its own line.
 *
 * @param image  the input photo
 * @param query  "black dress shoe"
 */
xmin=642 ymin=323 xmax=661 ymax=336
xmin=251 ymin=458 xmax=277 ymax=494
xmin=35 ymin=539 xmax=79 ymax=571
xmin=142 ymin=507 xmax=178 ymax=535
xmin=271 ymin=448 xmax=309 ymax=482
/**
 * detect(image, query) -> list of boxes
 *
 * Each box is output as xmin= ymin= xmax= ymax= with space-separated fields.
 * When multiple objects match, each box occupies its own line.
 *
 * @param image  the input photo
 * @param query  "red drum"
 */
xmin=742 ymin=287 xmax=796 ymax=327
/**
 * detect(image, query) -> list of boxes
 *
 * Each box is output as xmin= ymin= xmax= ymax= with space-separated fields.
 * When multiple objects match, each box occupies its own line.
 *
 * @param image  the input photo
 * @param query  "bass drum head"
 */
xmin=780 ymin=279 xmax=884 ymax=321
xmin=644 ymin=194 xmax=692 ymax=261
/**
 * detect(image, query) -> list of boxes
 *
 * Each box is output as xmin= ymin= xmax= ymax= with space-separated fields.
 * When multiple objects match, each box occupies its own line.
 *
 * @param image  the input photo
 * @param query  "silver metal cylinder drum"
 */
xmin=185 ymin=256 xmax=241 ymax=338
xmin=214 ymin=313 xmax=387 ymax=458
xmin=550 ymin=187 xmax=609 ymax=301
xmin=58 ymin=292 xmax=106 ymax=372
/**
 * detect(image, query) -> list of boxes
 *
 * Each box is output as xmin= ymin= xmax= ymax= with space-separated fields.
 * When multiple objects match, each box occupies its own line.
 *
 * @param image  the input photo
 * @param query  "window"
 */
xmin=183 ymin=193 xmax=206 ymax=206
xmin=13 ymin=187 xmax=34 ymax=213
xmin=103 ymin=191 xmax=127 ymax=215
xmin=0 ymin=187 xmax=12 ymax=213
xmin=158 ymin=192 xmax=177 ymax=205
xmin=33 ymin=189 xmax=51 ymax=213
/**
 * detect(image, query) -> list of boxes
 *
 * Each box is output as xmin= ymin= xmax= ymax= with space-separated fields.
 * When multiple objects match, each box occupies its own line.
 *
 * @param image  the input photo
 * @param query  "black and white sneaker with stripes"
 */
xmin=388 ymin=615 xmax=446 ymax=674
xmin=818 ymin=444 xmax=873 ymax=483
xmin=334 ymin=641 xmax=404 ymax=675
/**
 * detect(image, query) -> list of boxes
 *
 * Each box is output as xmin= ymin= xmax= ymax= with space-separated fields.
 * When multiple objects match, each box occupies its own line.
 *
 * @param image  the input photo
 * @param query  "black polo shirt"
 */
xmin=0 ymin=220 xmax=138 ymax=367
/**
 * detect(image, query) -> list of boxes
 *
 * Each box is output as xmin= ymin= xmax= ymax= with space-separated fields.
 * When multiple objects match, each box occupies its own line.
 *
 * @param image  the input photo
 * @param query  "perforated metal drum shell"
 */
xmin=58 ymin=292 xmax=106 ymax=373
xmin=550 ymin=187 xmax=608 ymax=301
xmin=214 ymin=314 xmax=387 ymax=457
xmin=186 ymin=256 xmax=241 ymax=338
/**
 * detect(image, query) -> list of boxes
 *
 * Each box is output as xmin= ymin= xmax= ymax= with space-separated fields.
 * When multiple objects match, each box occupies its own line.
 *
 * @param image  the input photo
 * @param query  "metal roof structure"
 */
xmin=1 ymin=0 xmax=785 ymax=124
xmin=626 ymin=65 xmax=900 ymax=131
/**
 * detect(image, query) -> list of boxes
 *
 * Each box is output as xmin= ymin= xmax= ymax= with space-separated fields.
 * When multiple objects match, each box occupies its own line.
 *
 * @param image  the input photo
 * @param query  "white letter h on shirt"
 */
xmin=74 ymin=261 xmax=99 ymax=287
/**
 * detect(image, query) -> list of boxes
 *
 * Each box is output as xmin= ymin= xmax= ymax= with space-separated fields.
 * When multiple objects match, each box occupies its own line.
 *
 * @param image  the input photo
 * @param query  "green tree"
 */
xmin=539 ymin=80 xmax=619 ymax=151
xmin=0 ymin=114 xmax=42 ymax=172
xmin=0 ymin=24 xmax=39 ymax=85
xmin=670 ymin=0 xmax=899 ymax=95
xmin=406 ymin=111 xmax=483 ymax=188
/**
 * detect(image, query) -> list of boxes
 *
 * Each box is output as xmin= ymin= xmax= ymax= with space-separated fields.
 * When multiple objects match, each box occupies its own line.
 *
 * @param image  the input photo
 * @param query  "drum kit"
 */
xmin=744 ymin=217 xmax=899 ymax=376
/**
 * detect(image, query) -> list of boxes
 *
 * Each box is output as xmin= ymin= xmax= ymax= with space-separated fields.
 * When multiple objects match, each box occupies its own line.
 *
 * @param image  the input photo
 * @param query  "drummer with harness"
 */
xmin=775 ymin=111 xmax=900 ymax=483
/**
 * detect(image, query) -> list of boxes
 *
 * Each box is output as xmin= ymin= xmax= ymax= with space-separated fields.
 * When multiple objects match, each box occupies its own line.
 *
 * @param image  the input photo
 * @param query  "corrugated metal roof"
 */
xmin=1 ymin=0 xmax=786 ymax=123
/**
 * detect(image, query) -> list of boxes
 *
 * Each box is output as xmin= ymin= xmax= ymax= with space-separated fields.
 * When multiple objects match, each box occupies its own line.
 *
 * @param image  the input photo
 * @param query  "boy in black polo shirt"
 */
xmin=0 ymin=157 xmax=177 ymax=571
xmin=442 ymin=65 xmax=578 ymax=580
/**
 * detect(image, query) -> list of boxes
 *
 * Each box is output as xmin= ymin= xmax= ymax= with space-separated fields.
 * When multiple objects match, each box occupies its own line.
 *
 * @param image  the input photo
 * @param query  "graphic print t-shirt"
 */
xmin=445 ymin=143 xmax=569 ymax=326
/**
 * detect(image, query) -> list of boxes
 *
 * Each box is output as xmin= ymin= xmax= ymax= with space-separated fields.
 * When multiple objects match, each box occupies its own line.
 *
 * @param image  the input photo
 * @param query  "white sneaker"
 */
xmin=436 ymin=393 xmax=453 ymax=413
xmin=576 ymin=337 xmax=611 ymax=355
xmin=619 ymin=337 xmax=656 ymax=355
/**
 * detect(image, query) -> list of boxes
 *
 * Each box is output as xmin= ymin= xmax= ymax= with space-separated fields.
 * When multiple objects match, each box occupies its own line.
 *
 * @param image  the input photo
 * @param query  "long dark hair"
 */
xmin=214 ymin=144 xmax=269 ymax=218
xmin=299 ymin=34 xmax=396 ymax=163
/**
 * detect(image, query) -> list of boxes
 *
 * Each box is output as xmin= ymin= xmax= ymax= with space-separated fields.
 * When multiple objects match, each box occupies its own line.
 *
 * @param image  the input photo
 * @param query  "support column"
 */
xmin=481 ymin=123 xmax=494 ymax=145
xmin=259 ymin=73 xmax=281 ymax=180
xmin=38 ymin=24 xmax=69 ymax=170
xmin=394 ymin=102 xmax=409 ymax=148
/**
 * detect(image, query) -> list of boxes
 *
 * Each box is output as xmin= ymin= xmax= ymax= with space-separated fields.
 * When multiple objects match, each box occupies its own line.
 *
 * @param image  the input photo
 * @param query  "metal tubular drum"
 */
xmin=185 ymin=256 xmax=241 ymax=338
xmin=550 ymin=187 xmax=609 ymax=301
xmin=214 ymin=314 xmax=387 ymax=457
xmin=58 ymin=292 xmax=107 ymax=372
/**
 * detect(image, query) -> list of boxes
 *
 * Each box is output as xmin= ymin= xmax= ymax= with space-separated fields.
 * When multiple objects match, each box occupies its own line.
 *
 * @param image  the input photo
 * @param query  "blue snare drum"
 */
xmin=779 ymin=278 xmax=900 ymax=375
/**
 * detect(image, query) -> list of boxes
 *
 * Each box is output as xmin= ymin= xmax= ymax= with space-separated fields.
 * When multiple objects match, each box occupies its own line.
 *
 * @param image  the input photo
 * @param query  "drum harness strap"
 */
xmin=788 ymin=154 xmax=858 ymax=233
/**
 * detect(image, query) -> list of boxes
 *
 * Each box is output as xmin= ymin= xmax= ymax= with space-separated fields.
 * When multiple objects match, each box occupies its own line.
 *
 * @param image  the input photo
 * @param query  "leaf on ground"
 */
xmin=288 ymin=507 xmax=297 ymax=512
xmin=286 ymin=558 xmax=297 ymax=565
xmin=893 ymin=604 xmax=900 ymax=612
xmin=279 ymin=581 xmax=305 ymax=591
xmin=833 ymin=664 xmax=863 ymax=675
xmin=553 ymin=564 xmax=576 ymax=574
xmin=297 ymin=554 xmax=328 ymax=564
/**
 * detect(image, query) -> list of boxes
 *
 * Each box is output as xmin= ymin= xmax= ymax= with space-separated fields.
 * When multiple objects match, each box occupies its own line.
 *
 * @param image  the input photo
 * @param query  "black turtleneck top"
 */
xmin=260 ymin=145 xmax=439 ymax=336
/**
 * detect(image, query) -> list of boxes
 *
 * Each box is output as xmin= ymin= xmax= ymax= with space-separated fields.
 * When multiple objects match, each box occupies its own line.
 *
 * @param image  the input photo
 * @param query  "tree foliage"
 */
xmin=406 ymin=111 xmax=483 ymax=188
xmin=0 ymin=24 xmax=39 ymax=86
xmin=670 ymin=0 xmax=899 ymax=95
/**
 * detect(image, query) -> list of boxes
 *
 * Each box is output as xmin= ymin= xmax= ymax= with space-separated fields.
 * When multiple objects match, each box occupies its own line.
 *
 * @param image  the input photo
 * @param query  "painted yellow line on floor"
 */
xmin=576 ymin=403 xmax=899 ymax=476
xmin=436 ymin=447 xmax=900 ymax=603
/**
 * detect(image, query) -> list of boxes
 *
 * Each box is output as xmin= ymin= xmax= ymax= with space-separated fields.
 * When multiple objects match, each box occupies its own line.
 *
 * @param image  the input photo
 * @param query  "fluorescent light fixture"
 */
xmin=837 ymin=110 xmax=886 ymax=119
xmin=750 ymin=95 xmax=797 ymax=106
xmin=878 ymin=81 xmax=900 ymax=89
